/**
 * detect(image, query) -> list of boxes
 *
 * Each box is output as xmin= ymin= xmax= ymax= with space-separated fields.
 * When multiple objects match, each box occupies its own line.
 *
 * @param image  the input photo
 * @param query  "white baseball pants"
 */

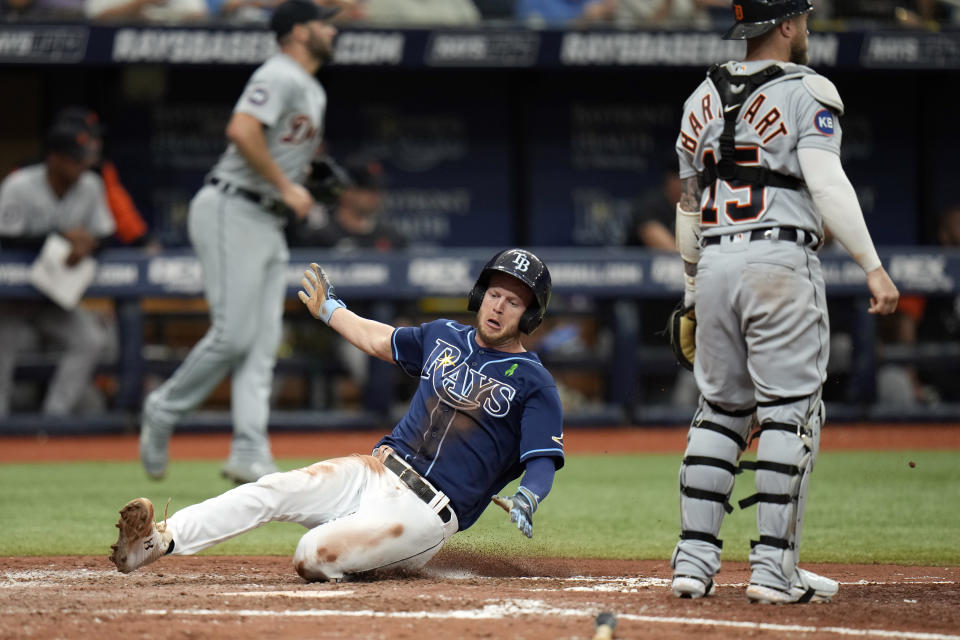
xmin=165 ymin=453 xmax=459 ymax=580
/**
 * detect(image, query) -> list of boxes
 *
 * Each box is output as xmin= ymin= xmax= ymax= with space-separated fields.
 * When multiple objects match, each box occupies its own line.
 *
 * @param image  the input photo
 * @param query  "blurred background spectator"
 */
xmin=289 ymin=156 xmax=406 ymax=251
xmin=0 ymin=0 xmax=84 ymax=18
xmin=358 ymin=0 xmax=480 ymax=25
xmin=612 ymin=0 xmax=727 ymax=28
xmin=515 ymin=0 xmax=614 ymax=27
xmin=0 ymin=115 xmax=115 ymax=417
xmin=626 ymin=155 xmax=679 ymax=251
xmin=85 ymin=0 xmax=208 ymax=23
xmin=624 ymin=157 xmax=697 ymax=407
xmin=515 ymin=0 xmax=725 ymax=27
xmin=875 ymin=205 xmax=960 ymax=406
xmin=286 ymin=156 xmax=410 ymax=411
xmin=205 ymin=0 xmax=278 ymax=23
xmin=51 ymin=106 xmax=160 ymax=252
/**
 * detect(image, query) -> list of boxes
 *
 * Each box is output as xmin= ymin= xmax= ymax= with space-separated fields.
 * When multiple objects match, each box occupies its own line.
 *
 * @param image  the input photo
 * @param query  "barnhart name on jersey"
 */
xmin=674 ymin=60 xmax=843 ymax=232
xmin=678 ymin=62 xmax=811 ymax=157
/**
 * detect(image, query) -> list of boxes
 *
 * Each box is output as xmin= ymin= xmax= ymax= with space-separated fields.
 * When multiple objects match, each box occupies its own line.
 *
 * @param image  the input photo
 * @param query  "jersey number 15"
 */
xmin=700 ymin=147 xmax=768 ymax=225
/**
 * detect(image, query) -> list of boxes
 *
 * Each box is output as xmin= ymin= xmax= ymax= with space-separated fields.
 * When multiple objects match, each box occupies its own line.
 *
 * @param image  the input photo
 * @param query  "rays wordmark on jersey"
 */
xmin=422 ymin=340 xmax=517 ymax=417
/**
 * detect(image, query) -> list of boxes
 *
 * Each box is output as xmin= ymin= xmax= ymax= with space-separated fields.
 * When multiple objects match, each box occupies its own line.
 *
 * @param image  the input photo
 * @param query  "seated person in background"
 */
xmin=290 ymin=156 xmax=406 ymax=252
xmin=515 ymin=0 xmax=614 ymax=26
xmin=626 ymin=158 xmax=697 ymax=407
xmin=85 ymin=0 xmax=208 ymax=22
xmin=613 ymin=0 xmax=725 ymax=28
xmin=0 ymin=116 xmax=115 ymax=417
xmin=51 ymin=106 xmax=161 ymax=253
xmin=359 ymin=0 xmax=481 ymax=25
xmin=882 ymin=205 xmax=960 ymax=404
xmin=206 ymin=0 xmax=276 ymax=23
xmin=0 ymin=0 xmax=84 ymax=18
xmin=627 ymin=157 xmax=681 ymax=250
xmin=473 ymin=0 xmax=514 ymax=21
xmin=288 ymin=156 xmax=408 ymax=409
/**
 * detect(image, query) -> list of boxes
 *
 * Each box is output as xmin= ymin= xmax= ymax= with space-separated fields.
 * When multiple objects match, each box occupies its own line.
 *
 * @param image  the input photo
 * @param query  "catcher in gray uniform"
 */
xmin=668 ymin=0 xmax=900 ymax=604
xmin=139 ymin=0 xmax=338 ymax=484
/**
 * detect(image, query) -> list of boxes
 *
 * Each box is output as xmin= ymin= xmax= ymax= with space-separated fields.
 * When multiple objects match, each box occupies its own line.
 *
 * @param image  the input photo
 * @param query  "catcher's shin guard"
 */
xmin=671 ymin=403 xmax=754 ymax=583
xmin=742 ymin=400 xmax=824 ymax=592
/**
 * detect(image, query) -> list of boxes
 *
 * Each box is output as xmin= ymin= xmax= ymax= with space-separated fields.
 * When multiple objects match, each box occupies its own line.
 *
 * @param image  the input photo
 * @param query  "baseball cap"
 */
xmin=344 ymin=158 xmax=387 ymax=191
xmin=52 ymin=106 xmax=104 ymax=138
xmin=44 ymin=119 xmax=101 ymax=165
xmin=270 ymin=0 xmax=340 ymax=38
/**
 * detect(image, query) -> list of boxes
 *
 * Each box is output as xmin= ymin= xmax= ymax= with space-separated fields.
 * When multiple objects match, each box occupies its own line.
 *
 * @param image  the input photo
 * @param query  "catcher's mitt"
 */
xmin=664 ymin=301 xmax=696 ymax=372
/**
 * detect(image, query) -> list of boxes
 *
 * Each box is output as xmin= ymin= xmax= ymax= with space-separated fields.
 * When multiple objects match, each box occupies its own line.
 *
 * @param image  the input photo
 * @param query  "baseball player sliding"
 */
xmin=110 ymin=249 xmax=564 ymax=581
xmin=138 ymin=0 xmax=337 ymax=484
xmin=668 ymin=0 xmax=899 ymax=603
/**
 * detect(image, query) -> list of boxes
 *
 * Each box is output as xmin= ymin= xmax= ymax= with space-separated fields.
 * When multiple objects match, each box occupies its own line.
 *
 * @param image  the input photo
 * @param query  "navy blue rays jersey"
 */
xmin=376 ymin=319 xmax=564 ymax=530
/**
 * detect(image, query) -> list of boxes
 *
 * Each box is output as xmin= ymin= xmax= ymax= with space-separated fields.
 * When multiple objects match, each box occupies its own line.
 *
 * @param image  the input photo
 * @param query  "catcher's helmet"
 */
xmin=467 ymin=248 xmax=552 ymax=335
xmin=723 ymin=0 xmax=813 ymax=40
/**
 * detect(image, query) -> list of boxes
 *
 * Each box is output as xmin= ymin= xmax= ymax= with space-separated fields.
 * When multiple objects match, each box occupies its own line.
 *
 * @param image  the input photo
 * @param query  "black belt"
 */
xmin=702 ymin=226 xmax=820 ymax=249
xmin=382 ymin=453 xmax=453 ymax=524
xmin=206 ymin=176 xmax=290 ymax=217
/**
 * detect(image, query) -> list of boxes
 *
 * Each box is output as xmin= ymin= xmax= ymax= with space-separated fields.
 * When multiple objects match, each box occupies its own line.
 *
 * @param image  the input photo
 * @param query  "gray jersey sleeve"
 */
xmin=0 ymin=169 xmax=114 ymax=238
xmin=0 ymin=172 xmax=29 ymax=236
xmin=795 ymin=88 xmax=843 ymax=155
xmin=234 ymin=72 xmax=290 ymax=128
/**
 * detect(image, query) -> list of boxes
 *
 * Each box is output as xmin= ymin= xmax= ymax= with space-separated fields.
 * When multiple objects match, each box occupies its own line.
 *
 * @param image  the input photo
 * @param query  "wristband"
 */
xmin=319 ymin=298 xmax=346 ymax=325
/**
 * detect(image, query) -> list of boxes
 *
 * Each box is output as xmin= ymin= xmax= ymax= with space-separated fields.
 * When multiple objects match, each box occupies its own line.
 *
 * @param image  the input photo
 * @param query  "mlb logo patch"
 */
xmin=814 ymin=109 xmax=835 ymax=135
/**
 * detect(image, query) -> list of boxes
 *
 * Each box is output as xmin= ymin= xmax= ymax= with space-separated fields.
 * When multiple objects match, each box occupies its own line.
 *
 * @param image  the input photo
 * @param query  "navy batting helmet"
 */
xmin=723 ymin=0 xmax=813 ymax=40
xmin=467 ymin=248 xmax=552 ymax=335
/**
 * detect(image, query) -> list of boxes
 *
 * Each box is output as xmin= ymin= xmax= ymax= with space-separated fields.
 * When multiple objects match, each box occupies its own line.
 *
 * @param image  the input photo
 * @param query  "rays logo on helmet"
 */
xmin=512 ymin=254 xmax=531 ymax=272
xmin=814 ymin=109 xmax=835 ymax=135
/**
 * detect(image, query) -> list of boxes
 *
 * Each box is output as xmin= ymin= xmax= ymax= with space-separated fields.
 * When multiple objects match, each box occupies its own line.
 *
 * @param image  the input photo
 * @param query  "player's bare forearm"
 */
xmin=226 ymin=113 xmax=290 ymax=191
xmin=678 ymin=176 xmax=701 ymax=213
xmin=327 ymin=310 xmax=396 ymax=362
xmin=639 ymin=221 xmax=677 ymax=251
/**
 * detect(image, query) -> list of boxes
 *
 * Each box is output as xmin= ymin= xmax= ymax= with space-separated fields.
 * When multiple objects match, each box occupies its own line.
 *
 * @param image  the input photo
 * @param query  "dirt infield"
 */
xmin=1 ymin=554 xmax=958 ymax=639
xmin=2 ymin=424 xmax=958 ymax=639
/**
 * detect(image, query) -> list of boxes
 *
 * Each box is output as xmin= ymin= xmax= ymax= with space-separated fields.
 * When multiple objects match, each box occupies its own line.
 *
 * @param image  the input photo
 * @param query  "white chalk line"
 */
xmin=4 ymin=569 xmax=959 ymax=639
xmin=61 ymin=601 xmax=955 ymax=640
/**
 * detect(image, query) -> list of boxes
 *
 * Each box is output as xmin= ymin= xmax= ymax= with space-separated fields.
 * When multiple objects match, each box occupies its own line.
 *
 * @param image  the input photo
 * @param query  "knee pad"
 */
xmin=740 ymin=399 xmax=823 ymax=577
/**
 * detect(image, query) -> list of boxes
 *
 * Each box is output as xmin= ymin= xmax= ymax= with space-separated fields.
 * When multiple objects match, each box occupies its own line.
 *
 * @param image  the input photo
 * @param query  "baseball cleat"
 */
xmin=746 ymin=568 xmax=838 ymax=604
xmin=139 ymin=415 xmax=171 ymax=480
xmin=221 ymin=459 xmax=279 ymax=485
xmin=109 ymin=498 xmax=173 ymax=574
xmin=672 ymin=574 xmax=715 ymax=598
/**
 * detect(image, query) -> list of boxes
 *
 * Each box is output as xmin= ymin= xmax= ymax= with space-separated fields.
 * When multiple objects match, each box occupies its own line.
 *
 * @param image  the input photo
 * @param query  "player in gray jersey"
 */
xmin=668 ymin=0 xmax=899 ymax=604
xmin=139 ymin=0 xmax=338 ymax=484
xmin=0 ymin=117 xmax=115 ymax=417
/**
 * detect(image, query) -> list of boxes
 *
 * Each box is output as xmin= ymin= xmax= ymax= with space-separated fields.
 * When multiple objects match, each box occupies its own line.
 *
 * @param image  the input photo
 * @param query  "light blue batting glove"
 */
xmin=298 ymin=262 xmax=346 ymax=325
xmin=491 ymin=486 xmax=539 ymax=539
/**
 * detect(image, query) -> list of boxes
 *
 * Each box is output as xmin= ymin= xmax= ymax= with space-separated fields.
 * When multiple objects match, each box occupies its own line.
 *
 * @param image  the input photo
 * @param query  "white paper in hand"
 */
xmin=28 ymin=234 xmax=97 ymax=310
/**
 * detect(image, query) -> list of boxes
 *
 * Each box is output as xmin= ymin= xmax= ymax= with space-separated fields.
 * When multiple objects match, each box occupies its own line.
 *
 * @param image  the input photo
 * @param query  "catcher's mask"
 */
xmin=467 ymin=248 xmax=552 ymax=335
xmin=723 ymin=0 xmax=813 ymax=40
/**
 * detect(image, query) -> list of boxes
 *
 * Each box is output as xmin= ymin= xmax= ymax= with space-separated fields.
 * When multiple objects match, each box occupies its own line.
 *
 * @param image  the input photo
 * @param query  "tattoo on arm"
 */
xmin=679 ymin=176 xmax=702 ymax=212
